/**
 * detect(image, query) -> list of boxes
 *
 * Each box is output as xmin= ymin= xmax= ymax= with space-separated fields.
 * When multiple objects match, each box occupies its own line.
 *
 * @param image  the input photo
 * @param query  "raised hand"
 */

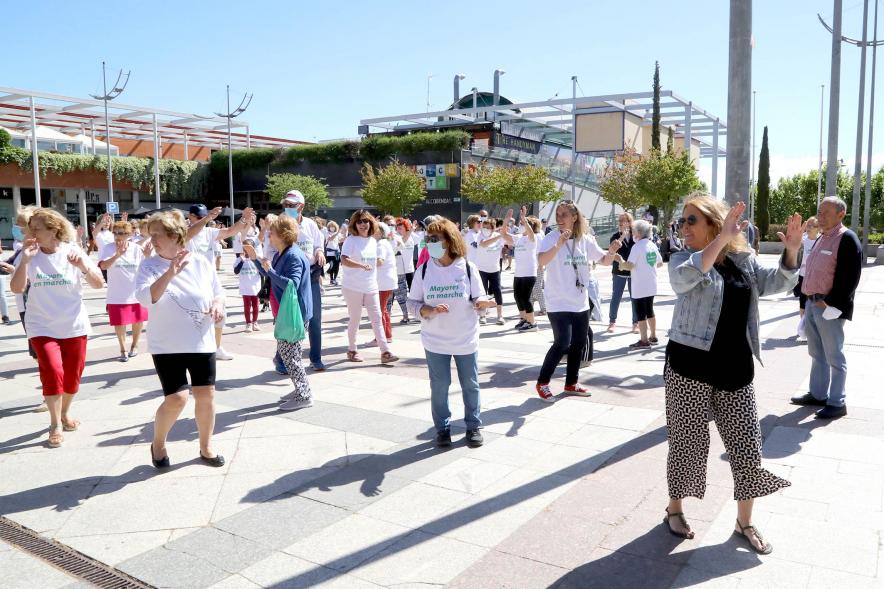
xmin=557 ymin=228 xmax=573 ymax=246
xmin=141 ymin=240 xmax=153 ymax=257
xmin=242 ymin=244 xmax=258 ymax=259
xmin=167 ymin=250 xmax=190 ymax=276
xmin=20 ymin=237 xmax=39 ymax=262
xmin=608 ymin=238 xmax=622 ymax=255
xmin=121 ymin=212 xmax=129 ymax=223
xmin=115 ymin=240 xmax=129 ymax=257
xmin=721 ymin=201 xmax=749 ymax=241
xmin=207 ymin=207 xmax=223 ymax=221
xmin=520 ymin=206 xmax=528 ymax=220
xmin=777 ymin=212 xmax=804 ymax=253
xmin=67 ymin=250 xmax=87 ymax=271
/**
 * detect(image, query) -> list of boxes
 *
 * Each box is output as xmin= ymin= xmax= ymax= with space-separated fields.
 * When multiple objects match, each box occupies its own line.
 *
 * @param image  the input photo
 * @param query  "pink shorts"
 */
xmin=107 ymin=303 xmax=149 ymax=326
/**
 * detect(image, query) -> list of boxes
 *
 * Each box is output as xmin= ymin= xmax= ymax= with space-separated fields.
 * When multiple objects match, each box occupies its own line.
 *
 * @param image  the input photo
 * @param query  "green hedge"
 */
xmin=209 ymin=130 xmax=471 ymax=174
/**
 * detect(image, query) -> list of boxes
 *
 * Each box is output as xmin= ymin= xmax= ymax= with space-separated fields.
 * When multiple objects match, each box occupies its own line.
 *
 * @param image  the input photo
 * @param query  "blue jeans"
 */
xmin=307 ymin=277 xmax=322 ymax=365
xmin=425 ymin=350 xmax=481 ymax=433
xmin=804 ymin=303 xmax=847 ymax=407
xmin=609 ymin=274 xmax=636 ymax=325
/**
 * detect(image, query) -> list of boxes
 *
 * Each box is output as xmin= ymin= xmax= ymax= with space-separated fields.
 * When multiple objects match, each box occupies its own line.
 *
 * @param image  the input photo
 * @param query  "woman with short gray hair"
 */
xmin=620 ymin=220 xmax=662 ymax=348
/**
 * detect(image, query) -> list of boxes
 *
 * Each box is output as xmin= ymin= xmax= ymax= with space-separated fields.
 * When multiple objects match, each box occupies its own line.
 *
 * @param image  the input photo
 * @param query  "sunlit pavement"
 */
xmin=1 ymin=251 xmax=882 ymax=588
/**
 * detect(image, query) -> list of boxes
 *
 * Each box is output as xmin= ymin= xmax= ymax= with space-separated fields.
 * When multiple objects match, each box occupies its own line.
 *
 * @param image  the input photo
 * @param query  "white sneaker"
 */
xmin=280 ymin=397 xmax=313 ymax=411
xmin=797 ymin=317 xmax=806 ymax=340
xmin=279 ymin=391 xmax=297 ymax=402
xmin=245 ymin=324 xmax=253 ymax=333
xmin=215 ymin=347 xmax=234 ymax=361
xmin=252 ymin=322 xmax=261 ymax=332
xmin=479 ymin=317 xmax=487 ymax=325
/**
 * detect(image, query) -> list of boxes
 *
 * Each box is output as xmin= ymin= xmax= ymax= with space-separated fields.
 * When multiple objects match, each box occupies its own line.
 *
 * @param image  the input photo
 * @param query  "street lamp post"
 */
xmin=817 ymin=84 xmax=826 ymax=208
xmin=90 ymin=61 xmax=130 ymax=209
xmin=215 ymin=85 xmax=253 ymax=228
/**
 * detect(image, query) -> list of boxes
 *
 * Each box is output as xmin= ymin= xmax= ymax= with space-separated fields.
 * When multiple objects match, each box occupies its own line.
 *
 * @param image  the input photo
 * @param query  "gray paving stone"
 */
xmin=118 ymin=545 xmax=231 ymax=589
xmin=0 ymin=545 xmax=77 ymax=589
xmin=164 ymin=527 xmax=272 ymax=576
xmin=288 ymin=402 xmax=433 ymax=443
xmin=214 ymin=495 xmax=348 ymax=550
xmin=448 ymin=549 xmax=570 ymax=589
xmin=551 ymin=547 xmax=683 ymax=589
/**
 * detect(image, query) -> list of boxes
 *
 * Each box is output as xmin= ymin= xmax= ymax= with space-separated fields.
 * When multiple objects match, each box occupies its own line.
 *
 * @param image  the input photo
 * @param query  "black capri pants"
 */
xmin=479 ymin=270 xmax=503 ymax=305
xmin=794 ymin=275 xmax=808 ymax=310
xmin=632 ymin=296 xmax=655 ymax=321
xmin=513 ymin=276 xmax=536 ymax=313
xmin=152 ymin=353 xmax=217 ymax=395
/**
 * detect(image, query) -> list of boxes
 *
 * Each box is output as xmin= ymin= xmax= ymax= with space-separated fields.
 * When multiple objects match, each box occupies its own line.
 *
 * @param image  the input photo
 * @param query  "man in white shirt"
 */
xmin=185 ymin=203 xmax=256 ymax=361
xmin=281 ymin=190 xmax=327 ymax=371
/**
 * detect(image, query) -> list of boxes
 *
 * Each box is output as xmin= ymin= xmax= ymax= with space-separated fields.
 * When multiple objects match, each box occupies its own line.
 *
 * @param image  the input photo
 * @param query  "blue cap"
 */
xmin=189 ymin=204 xmax=208 ymax=218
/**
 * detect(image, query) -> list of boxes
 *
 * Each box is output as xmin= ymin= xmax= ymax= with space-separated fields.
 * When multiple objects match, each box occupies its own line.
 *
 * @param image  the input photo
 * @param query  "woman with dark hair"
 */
xmin=340 ymin=210 xmax=398 ymax=364
xmin=501 ymin=207 xmax=541 ymax=331
xmin=535 ymin=201 xmax=620 ymax=402
xmin=407 ymin=218 xmax=495 ymax=447
xmin=663 ymin=195 xmax=803 ymax=554
xmin=608 ymin=212 xmax=638 ymax=333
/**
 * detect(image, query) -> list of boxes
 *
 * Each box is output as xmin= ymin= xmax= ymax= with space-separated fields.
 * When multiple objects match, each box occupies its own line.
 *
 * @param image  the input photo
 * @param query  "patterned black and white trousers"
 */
xmin=664 ymin=363 xmax=790 ymax=501
xmin=277 ymin=339 xmax=312 ymax=402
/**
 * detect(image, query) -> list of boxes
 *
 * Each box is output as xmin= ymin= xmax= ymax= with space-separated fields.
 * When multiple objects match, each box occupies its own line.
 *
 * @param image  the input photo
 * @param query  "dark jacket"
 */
xmin=610 ymin=231 xmax=635 ymax=276
xmin=256 ymin=245 xmax=313 ymax=324
xmin=823 ymin=229 xmax=863 ymax=321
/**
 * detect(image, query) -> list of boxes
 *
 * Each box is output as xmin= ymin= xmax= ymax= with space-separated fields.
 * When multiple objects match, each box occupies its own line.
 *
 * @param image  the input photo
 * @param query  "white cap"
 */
xmin=283 ymin=190 xmax=305 ymax=205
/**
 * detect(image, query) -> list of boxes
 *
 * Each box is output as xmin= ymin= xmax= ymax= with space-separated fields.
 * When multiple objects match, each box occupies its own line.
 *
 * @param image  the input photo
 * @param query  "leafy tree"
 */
xmin=756 ymin=126 xmax=771 ymax=240
xmin=634 ymin=150 xmax=702 ymax=233
xmin=265 ymin=173 xmax=332 ymax=215
xmin=652 ymin=61 xmax=661 ymax=151
xmin=460 ymin=164 xmax=560 ymax=207
xmin=666 ymin=127 xmax=674 ymax=154
xmin=599 ymin=147 xmax=644 ymax=213
xmin=360 ymin=160 xmax=426 ymax=216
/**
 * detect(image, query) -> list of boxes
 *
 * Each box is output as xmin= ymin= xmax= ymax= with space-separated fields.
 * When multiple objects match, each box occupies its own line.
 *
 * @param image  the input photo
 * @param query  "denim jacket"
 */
xmin=668 ymin=249 xmax=799 ymax=363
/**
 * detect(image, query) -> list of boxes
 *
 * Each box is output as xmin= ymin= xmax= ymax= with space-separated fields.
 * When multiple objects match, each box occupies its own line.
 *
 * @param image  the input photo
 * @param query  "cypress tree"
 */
xmin=666 ymin=127 xmax=674 ymax=153
xmin=652 ymin=62 xmax=661 ymax=151
xmin=757 ymin=126 xmax=771 ymax=240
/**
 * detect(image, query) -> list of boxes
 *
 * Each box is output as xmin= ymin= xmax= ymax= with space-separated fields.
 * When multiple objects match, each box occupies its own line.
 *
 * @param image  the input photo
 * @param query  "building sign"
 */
xmin=492 ymin=131 xmax=542 ymax=154
xmin=410 ymin=163 xmax=459 ymax=190
xmin=65 ymin=189 xmax=109 ymax=204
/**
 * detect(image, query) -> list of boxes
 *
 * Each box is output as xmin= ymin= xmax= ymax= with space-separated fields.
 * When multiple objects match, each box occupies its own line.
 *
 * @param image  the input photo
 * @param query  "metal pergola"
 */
xmin=0 ymin=86 xmax=305 ymax=206
xmin=359 ymin=89 xmax=727 ymax=195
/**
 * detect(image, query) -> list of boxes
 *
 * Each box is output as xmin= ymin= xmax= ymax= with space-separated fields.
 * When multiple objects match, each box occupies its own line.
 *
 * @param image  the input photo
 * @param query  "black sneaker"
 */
xmin=435 ymin=430 xmax=452 ymax=447
xmin=465 ymin=429 xmax=484 ymax=448
xmin=518 ymin=322 xmax=537 ymax=332
xmin=1 ymin=316 xmax=9 ymax=325
xmin=815 ymin=405 xmax=847 ymax=419
xmin=514 ymin=319 xmax=527 ymax=329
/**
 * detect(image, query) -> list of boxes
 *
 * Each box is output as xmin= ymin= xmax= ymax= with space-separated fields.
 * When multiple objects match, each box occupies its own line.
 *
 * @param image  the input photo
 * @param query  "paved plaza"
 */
xmin=1 ymin=251 xmax=883 ymax=588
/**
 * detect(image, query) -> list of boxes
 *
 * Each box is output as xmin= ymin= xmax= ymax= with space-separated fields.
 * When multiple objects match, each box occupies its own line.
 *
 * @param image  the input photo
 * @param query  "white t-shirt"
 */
xmin=326 ymin=232 xmax=341 ymax=253
xmin=99 ymin=242 xmax=144 ymax=305
xmin=24 ymin=242 xmax=97 ymax=339
xmin=376 ymin=238 xmax=399 ymax=291
xmin=799 ymin=234 xmax=818 ymax=276
xmin=413 ymin=230 xmax=426 ymax=249
xmin=292 ymin=214 xmax=324 ymax=265
xmin=94 ymin=229 xmax=114 ymax=252
xmin=514 ymin=234 xmax=539 ymax=278
xmin=474 ymin=231 xmax=504 ymax=273
xmin=262 ymin=232 xmax=279 ymax=262
xmin=341 ymin=236 xmax=379 ymax=293
xmin=627 ymin=238 xmax=660 ymax=299
xmin=395 ymin=235 xmax=416 ymax=275
xmin=236 ymin=258 xmax=263 ymax=296
xmin=407 ymin=257 xmax=486 ymax=355
xmin=538 ymin=231 xmax=607 ymax=313
xmin=187 ymin=226 xmax=221 ymax=264
xmin=464 ymin=229 xmax=480 ymax=262
xmin=135 ymin=253 xmax=223 ymax=354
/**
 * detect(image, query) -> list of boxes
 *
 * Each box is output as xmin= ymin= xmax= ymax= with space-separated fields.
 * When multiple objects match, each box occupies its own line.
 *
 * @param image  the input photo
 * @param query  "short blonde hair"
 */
xmin=327 ymin=221 xmax=339 ymax=233
xmin=15 ymin=205 xmax=36 ymax=228
xmin=270 ymin=215 xmax=299 ymax=247
xmin=145 ymin=209 xmax=187 ymax=247
xmin=427 ymin=219 xmax=466 ymax=259
xmin=29 ymin=208 xmax=75 ymax=243
xmin=682 ymin=192 xmax=749 ymax=256
xmin=112 ymin=220 xmax=133 ymax=235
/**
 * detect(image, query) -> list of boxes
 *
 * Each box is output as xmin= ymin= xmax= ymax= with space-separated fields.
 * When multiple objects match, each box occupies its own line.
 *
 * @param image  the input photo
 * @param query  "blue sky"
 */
xmin=4 ymin=0 xmax=883 ymax=191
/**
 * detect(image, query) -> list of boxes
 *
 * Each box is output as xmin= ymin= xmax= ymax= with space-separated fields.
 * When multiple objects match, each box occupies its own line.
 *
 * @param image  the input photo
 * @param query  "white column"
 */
xmin=90 ymin=119 xmax=96 ymax=155
xmin=152 ymin=114 xmax=161 ymax=208
xmin=12 ymin=186 xmax=22 ymax=215
xmin=132 ymin=190 xmax=140 ymax=208
xmin=183 ymin=132 xmax=189 ymax=160
xmin=78 ymin=189 xmax=88 ymax=231
xmin=29 ymin=97 xmax=41 ymax=206
xmin=712 ymin=119 xmax=720 ymax=196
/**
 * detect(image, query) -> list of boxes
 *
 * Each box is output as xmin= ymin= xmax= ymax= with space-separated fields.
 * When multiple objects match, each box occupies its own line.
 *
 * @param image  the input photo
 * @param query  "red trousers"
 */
xmin=31 ymin=335 xmax=88 ymax=396
xmin=242 ymin=295 xmax=259 ymax=323
xmin=379 ymin=290 xmax=393 ymax=341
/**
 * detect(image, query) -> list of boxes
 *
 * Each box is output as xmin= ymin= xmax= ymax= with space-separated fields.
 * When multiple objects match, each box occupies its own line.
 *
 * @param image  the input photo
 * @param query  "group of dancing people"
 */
xmin=4 ymin=188 xmax=865 ymax=556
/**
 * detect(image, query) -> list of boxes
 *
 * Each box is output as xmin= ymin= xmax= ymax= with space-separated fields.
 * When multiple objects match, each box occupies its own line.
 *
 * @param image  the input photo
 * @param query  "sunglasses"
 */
xmin=355 ymin=219 xmax=370 ymax=225
xmin=113 ymin=232 xmax=130 ymax=236
xmin=677 ymin=215 xmax=698 ymax=228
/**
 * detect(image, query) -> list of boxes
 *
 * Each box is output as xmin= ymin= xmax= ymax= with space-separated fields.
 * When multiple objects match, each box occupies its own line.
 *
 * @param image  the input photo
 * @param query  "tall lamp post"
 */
xmin=90 ymin=61 xmax=130 ymax=209
xmin=817 ymin=84 xmax=826 ymax=208
xmin=215 ymin=85 xmax=253 ymax=228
